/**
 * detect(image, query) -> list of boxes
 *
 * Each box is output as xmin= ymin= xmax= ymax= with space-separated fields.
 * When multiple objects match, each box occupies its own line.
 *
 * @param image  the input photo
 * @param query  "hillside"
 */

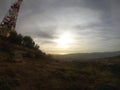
xmin=0 ymin=34 xmax=120 ymax=90
xmin=53 ymin=51 xmax=120 ymax=61
xmin=0 ymin=55 xmax=120 ymax=90
xmin=0 ymin=33 xmax=50 ymax=62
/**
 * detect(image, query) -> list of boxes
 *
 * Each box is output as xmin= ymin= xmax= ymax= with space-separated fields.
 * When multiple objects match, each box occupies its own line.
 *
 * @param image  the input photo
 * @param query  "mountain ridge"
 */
xmin=53 ymin=51 xmax=120 ymax=60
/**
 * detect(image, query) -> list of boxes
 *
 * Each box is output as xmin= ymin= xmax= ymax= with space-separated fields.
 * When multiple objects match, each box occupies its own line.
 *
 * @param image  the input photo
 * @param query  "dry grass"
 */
xmin=0 ymin=57 xmax=120 ymax=90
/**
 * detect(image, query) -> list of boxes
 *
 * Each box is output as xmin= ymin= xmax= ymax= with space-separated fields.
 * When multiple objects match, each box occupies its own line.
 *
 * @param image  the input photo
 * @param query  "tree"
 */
xmin=22 ymin=36 xmax=35 ymax=48
xmin=34 ymin=44 xmax=39 ymax=50
xmin=8 ymin=31 xmax=23 ymax=44
xmin=7 ymin=32 xmax=40 ymax=50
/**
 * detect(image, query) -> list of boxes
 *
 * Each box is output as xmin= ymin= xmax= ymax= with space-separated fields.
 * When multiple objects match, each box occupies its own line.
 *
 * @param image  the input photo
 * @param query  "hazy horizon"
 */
xmin=0 ymin=0 xmax=120 ymax=54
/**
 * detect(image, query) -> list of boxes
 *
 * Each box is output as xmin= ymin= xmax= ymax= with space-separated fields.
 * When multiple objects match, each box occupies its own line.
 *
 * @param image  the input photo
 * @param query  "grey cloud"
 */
xmin=38 ymin=39 xmax=55 ymax=44
xmin=0 ymin=0 xmax=120 ymax=53
xmin=17 ymin=26 xmax=57 ymax=39
xmin=32 ymin=30 xmax=57 ymax=39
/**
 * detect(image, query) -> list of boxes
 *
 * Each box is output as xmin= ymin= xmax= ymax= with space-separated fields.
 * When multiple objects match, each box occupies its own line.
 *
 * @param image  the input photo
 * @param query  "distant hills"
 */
xmin=53 ymin=51 xmax=120 ymax=61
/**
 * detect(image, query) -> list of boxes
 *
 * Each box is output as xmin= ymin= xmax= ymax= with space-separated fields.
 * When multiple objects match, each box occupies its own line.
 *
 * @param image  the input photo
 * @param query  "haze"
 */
xmin=0 ymin=0 xmax=120 ymax=54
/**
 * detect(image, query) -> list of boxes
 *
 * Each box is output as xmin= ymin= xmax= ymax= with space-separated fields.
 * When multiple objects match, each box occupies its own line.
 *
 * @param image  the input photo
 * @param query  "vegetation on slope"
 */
xmin=0 ymin=31 xmax=51 ymax=62
xmin=0 ymin=31 xmax=120 ymax=90
xmin=0 ymin=58 xmax=120 ymax=90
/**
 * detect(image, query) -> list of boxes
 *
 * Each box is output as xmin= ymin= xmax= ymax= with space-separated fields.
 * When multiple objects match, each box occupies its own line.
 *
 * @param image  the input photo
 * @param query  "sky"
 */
xmin=0 ymin=0 xmax=120 ymax=54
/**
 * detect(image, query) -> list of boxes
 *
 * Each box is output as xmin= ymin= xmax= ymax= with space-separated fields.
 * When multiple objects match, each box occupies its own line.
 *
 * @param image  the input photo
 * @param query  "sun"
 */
xmin=55 ymin=32 xmax=74 ymax=48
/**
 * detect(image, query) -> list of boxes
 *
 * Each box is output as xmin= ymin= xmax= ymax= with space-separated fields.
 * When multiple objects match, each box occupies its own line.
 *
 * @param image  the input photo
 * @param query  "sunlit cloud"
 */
xmin=0 ymin=0 xmax=120 ymax=54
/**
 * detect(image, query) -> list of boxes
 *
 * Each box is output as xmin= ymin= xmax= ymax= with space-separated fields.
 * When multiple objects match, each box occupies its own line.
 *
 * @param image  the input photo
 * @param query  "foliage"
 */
xmin=0 ymin=31 xmax=52 ymax=60
xmin=22 ymin=36 xmax=35 ymax=48
xmin=8 ymin=31 xmax=39 ymax=50
xmin=8 ymin=32 xmax=22 ymax=45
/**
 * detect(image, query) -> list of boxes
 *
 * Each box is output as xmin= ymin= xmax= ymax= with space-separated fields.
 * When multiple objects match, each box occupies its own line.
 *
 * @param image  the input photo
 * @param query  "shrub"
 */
xmin=22 ymin=36 xmax=35 ymax=48
xmin=8 ymin=32 xmax=40 ymax=50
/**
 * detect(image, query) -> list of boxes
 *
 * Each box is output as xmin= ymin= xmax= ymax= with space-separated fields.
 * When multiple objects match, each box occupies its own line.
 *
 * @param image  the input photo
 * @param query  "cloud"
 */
xmin=0 ymin=0 xmax=120 ymax=53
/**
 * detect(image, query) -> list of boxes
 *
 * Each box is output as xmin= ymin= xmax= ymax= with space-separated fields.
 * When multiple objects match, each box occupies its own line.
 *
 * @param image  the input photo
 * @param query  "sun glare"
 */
xmin=55 ymin=32 xmax=74 ymax=48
